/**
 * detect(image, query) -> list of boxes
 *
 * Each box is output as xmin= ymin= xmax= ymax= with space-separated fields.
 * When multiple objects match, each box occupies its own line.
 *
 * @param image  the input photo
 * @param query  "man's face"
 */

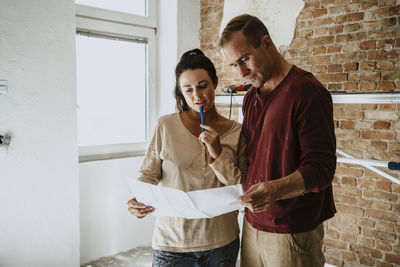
xmin=222 ymin=31 xmax=272 ymax=88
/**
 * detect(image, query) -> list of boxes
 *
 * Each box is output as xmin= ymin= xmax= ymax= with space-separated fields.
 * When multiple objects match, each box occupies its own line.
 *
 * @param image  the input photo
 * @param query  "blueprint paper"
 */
xmin=127 ymin=179 xmax=244 ymax=219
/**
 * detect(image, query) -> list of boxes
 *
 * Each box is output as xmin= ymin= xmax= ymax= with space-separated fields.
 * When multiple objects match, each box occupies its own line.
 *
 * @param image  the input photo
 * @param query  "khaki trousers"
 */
xmin=240 ymin=218 xmax=325 ymax=267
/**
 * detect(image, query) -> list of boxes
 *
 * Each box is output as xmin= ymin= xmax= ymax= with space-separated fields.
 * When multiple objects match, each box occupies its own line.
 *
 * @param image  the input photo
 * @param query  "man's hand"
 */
xmin=239 ymin=171 xmax=306 ymax=213
xmin=238 ymin=182 xmax=279 ymax=213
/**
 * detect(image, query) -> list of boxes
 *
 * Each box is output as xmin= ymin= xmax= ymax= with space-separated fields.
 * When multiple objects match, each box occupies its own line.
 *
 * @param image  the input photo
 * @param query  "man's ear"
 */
xmin=261 ymin=35 xmax=271 ymax=48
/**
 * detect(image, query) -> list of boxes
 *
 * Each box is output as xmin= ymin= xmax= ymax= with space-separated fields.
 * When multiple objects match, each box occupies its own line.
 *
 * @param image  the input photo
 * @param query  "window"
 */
xmin=76 ymin=0 xmax=157 ymax=162
xmin=75 ymin=0 xmax=147 ymax=16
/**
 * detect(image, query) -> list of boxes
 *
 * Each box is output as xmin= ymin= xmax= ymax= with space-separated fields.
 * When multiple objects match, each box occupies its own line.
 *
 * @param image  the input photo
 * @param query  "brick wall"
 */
xmin=200 ymin=0 xmax=400 ymax=266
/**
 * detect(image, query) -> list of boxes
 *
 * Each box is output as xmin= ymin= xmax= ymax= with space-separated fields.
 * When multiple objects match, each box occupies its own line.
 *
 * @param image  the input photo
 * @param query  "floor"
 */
xmin=81 ymin=246 xmax=336 ymax=267
xmin=81 ymin=246 xmax=241 ymax=267
xmin=81 ymin=247 xmax=154 ymax=267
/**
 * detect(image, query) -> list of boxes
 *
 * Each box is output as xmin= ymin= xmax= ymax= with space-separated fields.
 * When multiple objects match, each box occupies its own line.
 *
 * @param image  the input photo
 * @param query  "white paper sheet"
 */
xmin=127 ymin=179 xmax=244 ymax=219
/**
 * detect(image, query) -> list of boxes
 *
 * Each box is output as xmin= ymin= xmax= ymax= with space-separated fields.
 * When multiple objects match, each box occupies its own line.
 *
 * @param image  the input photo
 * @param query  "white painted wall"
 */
xmin=220 ymin=0 xmax=304 ymax=51
xmin=79 ymin=0 xmax=201 ymax=263
xmin=158 ymin=0 xmax=200 ymax=116
xmin=80 ymin=157 xmax=155 ymax=263
xmin=0 ymin=0 xmax=79 ymax=266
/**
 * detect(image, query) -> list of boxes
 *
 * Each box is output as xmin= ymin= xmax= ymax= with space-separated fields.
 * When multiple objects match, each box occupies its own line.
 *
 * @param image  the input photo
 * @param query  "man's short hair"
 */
xmin=219 ymin=14 xmax=270 ymax=48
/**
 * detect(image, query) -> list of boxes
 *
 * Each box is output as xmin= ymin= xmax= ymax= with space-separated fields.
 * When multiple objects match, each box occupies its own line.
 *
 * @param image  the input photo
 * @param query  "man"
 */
xmin=219 ymin=14 xmax=337 ymax=267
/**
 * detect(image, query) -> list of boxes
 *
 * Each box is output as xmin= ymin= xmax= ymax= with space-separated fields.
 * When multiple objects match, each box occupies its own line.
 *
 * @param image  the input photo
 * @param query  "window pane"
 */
xmin=75 ymin=0 xmax=146 ymax=16
xmin=76 ymin=34 xmax=147 ymax=147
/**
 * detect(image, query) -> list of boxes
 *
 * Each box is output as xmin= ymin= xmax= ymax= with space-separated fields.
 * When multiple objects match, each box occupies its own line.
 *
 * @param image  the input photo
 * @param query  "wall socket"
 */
xmin=0 ymin=80 xmax=8 ymax=95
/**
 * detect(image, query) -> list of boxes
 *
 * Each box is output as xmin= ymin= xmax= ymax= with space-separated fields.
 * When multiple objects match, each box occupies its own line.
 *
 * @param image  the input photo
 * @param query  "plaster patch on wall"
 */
xmin=220 ymin=0 xmax=304 ymax=52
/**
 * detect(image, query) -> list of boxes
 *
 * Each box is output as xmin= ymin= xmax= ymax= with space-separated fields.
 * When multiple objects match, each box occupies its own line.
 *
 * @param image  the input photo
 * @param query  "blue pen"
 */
xmin=200 ymin=106 xmax=204 ymax=132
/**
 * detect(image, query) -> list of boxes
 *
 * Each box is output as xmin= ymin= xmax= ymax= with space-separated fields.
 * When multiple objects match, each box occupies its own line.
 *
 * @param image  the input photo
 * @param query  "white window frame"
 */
xmin=76 ymin=0 xmax=157 ymax=162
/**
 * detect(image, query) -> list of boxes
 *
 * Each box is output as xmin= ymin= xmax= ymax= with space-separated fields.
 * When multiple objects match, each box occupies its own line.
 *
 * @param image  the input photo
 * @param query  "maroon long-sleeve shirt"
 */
xmin=242 ymin=66 xmax=337 ymax=233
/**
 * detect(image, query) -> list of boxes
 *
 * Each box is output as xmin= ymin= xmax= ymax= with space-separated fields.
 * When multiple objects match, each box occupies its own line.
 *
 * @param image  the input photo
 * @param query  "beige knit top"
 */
xmin=138 ymin=113 xmax=248 ymax=252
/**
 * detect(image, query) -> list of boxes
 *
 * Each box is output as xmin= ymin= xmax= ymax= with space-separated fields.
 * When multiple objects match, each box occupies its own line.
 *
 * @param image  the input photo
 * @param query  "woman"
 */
xmin=127 ymin=49 xmax=247 ymax=267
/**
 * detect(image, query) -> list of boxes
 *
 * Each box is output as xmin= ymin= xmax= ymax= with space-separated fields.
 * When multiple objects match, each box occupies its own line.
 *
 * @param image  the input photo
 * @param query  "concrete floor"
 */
xmin=81 ymin=246 xmax=336 ymax=267
xmin=81 ymin=247 xmax=153 ymax=267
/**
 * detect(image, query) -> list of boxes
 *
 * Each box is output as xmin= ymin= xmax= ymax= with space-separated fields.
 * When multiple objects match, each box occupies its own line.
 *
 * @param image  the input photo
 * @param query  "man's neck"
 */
xmin=259 ymin=60 xmax=292 ymax=95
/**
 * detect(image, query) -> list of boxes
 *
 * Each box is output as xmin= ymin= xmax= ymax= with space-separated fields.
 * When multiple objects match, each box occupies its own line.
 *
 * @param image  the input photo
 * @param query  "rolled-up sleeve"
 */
xmin=296 ymin=90 xmax=337 ymax=193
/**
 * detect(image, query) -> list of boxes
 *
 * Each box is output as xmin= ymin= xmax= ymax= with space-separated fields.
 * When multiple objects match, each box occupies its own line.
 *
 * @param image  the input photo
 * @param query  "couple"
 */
xmin=127 ymin=14 xmax=337 ymax=267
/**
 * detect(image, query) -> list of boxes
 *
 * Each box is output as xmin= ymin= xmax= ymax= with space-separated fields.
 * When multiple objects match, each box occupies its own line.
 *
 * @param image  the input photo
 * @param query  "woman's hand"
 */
xmin=127 ymin=197 xmax=154 ymax=218
xmin=199 ymin=124 xmax=222 ymax=161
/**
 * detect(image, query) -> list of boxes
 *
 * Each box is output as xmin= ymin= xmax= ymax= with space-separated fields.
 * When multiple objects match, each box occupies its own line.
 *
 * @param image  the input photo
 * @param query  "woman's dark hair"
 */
xmin=174 ymin=48 xmax=217 ymax=112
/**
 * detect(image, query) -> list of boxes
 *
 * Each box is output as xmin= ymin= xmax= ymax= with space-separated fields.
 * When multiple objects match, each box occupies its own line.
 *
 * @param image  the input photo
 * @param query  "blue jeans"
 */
xmin=152 ymin=237 xmax=239 ymax=267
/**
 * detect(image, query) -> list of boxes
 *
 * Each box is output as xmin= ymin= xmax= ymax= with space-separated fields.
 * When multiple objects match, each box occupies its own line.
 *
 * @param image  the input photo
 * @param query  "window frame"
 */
xmin=75 ymin=0 xmax=157 ymax=163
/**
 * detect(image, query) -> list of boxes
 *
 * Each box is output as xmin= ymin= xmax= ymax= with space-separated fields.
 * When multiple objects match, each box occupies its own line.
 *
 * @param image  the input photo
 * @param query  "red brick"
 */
xmin=343 ymin=43 xmax=359 ymax=52
xmin=350 ymin=244 xmax=383 ymax=259
xmin=343 ymin=81 xmax=358 ymax=90
xmin=359 ymin=218 xmax=375 ymax=228
xmin=365 ymin=208 xmax=398 ymax=222
xmin=377 ymin=240 xmax=392 ymax=252
xmin=360 ymin=40 xmax=376 ymax=50
xmin=360 ymin=62 xmax=376 ymax=70
xmin=341 ymin=251 xmax=356 ymax=261
xmin=374 ymin=5 xmax=400 ymax=18
xmin=344 ymin=23 xmax=361 ymax=32
xmin=368 ymin=50 xmax=400 ymax=60
xmin=360 ymin=71 xmax=381 ymax=80
xmin=385 ymin=253 xmax=400 ymax=265
xmin=377 ymin=39 xmax=395 ymax=49
xmin=375 ymin=180 xmax=392 ymax=191
xmin=325 ymin=256 xmax=343 ymax=267
xmin=362 ymin=0 xmax=379 ymax=9
xmin=314 ymin=27 xmax=328 ymax=36
xmin=377 ymin=262 xmax=392 ymax=267
xmin=396 ymin=38 xmax=400 ymax=47
xmin=382 ymin=69 xmax=400 ymax=80
xmin=304 ymin=1 xmax=320 ymax=8
xmin=336 ymin=12 xmax=365 ymax=23
xmin=370 ymin=140 xmax=388 ymax=150
xmin=344 ymin=63 xmax=358 ymax=71
xmin=377 ymin=60 xmax=394 ymax=70
xmin=336 ymin=32 xmax=367 ymax=43
xmin=373 ymin=121 xmax=391 ymax=129
xmin=299 ymin=29 xmax=313 ymax=38
xmin=324 ymin=238 xmax=348 ymax=249
xmin=329 ymin=25 xmax=344 ymax=34
xmin=313 ymin=46 xmax=326 ymax=55
xmin=380 ymin=17 xmax=397 ymax=27
xmin=378 ymin=0 xmax=396 ymax=6
xmin=308 ymin=17 xmax=334 ymax=27
xmin=340 ymin=120 xmax=355 ymax=129
xmin=327 ymin=45 xmax=342 ymax=53
xmin=313 ymin=65 xmax=327 ymax=73
xmin=299 ymin=10 xmax=314 ymax=20
xmin=363 ymin=190 xmax=398 ymax=202
xmin=308 ymin=55 xmax=332 ymax=65
xmin=360 ymin=255 xmax=375 ymax=265
xmin=336 ymin=52 xmax=366 ymax=62
xmin=308 ymin=36 xmax=335 ymax=46
xmin=314 ymin=8 xmax=328 ymax=17
xmin=328 ymin=83 xmax=342 ymax=90
xmin=374 ymin=201 xmax=392 ymax=211
xmin=338 ymin=195 xmax=357 ymax=205
xmin=325 ymin=228 xmax=340 ymax=239
xmin=378 ymin=81 xmax=396 ymax=90
xmin=336 ymin=203 xmax=364 ymax=216
xmin=359 ymin=81 xmax=377 ymax=90
xmin=291 ymin=39 xmax=306 ymax=49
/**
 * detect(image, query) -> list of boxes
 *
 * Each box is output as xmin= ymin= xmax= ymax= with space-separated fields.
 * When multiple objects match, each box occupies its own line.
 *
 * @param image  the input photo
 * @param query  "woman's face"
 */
xmin=179 ymin=68 xmax=217 ymax=113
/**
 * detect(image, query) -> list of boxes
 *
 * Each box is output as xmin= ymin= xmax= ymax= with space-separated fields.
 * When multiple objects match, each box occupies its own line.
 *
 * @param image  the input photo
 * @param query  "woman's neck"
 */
xmin=187 ymin=105 xmax=219 ymax=123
